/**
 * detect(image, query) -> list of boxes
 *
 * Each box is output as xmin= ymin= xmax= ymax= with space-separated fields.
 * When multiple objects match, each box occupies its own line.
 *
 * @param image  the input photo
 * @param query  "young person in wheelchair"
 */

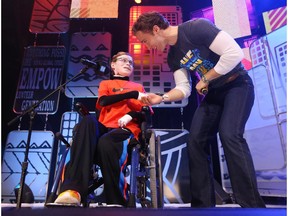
xmin=54 ymin=51 xmax=152 ymax=207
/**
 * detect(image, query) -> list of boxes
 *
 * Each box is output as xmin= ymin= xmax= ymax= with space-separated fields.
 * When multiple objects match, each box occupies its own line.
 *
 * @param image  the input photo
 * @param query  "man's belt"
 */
xmin=225 ymin=73 xmax=240 ymax=83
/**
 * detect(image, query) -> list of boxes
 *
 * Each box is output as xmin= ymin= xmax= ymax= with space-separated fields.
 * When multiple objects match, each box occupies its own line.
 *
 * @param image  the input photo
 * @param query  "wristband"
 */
xmin=162 ymin=94 xmax=169 ymax=102
xmin=201 ymin=74 xmax=209 ymax=84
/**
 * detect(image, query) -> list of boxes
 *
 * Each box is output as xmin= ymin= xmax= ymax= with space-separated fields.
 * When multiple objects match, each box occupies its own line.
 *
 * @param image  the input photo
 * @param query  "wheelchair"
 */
xmin=45 ymin=102 xmax=163 ymax=208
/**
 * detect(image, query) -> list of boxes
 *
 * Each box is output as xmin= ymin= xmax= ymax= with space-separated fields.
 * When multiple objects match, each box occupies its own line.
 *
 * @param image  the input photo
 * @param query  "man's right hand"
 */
xmin=142 ymin=93 xmax=162 ymax=105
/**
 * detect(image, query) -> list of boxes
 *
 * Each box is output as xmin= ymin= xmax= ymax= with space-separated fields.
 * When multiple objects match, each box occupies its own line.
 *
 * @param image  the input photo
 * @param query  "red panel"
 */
xmin=29 ymin=0 xmax=71 ymax=33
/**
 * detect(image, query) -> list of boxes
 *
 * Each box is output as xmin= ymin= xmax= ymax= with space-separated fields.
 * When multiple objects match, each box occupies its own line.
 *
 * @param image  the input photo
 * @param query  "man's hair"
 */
xmin=132 ymin=11 xmax=170 ymax=35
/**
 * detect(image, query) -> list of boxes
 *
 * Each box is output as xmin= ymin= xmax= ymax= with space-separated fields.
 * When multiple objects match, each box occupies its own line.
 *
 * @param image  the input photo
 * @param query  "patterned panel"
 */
xmin=56 ymin=112 xmax=81 ymax=165
xmin=2 ymin=131 xmax=54 ymax=203
xmin=250 ymin=26 xmax=287 ymax=114
xmin=218 ymin=65 xmax=287 ymax=197
xmin=65 ymin=32 xmax=112 ymax=98
xmin=275 ymin=42 xmax=287 ymax=93
xmin=263 ymin=6 xmax=287 ymax=33
xmin=29 ymin=0 xmax=71 ymax=33
xmin=155 ymin=129 xmax=190 ymax=204
xmin=60 ymin=112 xmax=80 ymax=143
xmin=129 ymin=6 xmax=188 ymax=108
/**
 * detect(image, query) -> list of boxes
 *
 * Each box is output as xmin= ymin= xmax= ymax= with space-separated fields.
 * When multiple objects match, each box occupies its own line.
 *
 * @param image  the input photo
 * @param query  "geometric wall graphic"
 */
xmin=250 ymin=25 xmax=287 ymax=113
xmin=65 ymin=32 xmax=112 ymax=98
xmin=218 ymin=65 xmax=287 ymax=197
xmin=218 ymin=25 xmax=287 ymax=198
xmin=129 ymin=6 xmax=188 ymax=108
xmin=2 ymin=130 xmax=55 ymax=203
xmin=154 ymin=129 xmax=190 ymax=204
xmin=57 ymin=112 xmax=80 ymax=161
xmin=218 ymin=26 xmax=287 ymax=197
xmin=29 ymin=0 xmax=71 ymax=33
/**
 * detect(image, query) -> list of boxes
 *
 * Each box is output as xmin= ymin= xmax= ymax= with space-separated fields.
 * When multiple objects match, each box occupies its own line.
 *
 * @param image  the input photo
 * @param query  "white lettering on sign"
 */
xmin=19 ymin=67 xmax=62 ymax=90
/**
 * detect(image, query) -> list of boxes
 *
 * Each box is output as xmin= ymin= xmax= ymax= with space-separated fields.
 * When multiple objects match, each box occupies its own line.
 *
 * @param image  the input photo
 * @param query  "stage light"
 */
xmin=135 ymin=0 xmax=141 ymax=4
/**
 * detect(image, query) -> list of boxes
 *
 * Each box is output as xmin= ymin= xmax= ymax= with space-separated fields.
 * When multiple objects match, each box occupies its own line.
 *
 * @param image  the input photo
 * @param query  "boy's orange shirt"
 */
xmin=96 ymin=79 xmax=146 ymax=138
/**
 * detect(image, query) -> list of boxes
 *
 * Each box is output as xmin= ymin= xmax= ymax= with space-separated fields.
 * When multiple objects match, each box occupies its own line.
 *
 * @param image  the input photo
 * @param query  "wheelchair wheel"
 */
xmin=148 ymin=130 xmax=164 ymax=208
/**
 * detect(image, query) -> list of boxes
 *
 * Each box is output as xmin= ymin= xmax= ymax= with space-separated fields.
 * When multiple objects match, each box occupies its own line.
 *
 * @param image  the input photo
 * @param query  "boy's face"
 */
xmin=111 ymin=54 xmax=134 ymax=77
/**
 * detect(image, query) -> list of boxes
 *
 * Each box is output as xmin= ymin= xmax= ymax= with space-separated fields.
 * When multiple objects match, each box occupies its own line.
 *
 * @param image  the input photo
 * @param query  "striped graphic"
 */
xmin=70 ymin=0 xmax=119 ymax=18
xmin=263 ymin=6 xmax=287 ymax=33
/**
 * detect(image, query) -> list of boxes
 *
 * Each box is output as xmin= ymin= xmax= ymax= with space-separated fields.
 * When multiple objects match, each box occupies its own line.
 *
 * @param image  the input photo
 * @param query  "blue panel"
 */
xmin=2 ymin=130 xmax=54 ymax=203
xmin=155 ymin=129 xmax=190 ymax=204
xmin=65 ymin=32 xmax=112 ymax=98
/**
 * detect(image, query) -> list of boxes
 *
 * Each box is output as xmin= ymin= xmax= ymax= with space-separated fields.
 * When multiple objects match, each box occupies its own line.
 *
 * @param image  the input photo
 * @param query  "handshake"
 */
xmin=137 ymin=91 xmax=163 ymax=105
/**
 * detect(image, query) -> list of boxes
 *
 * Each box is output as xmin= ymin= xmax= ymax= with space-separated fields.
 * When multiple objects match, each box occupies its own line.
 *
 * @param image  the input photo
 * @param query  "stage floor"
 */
xmin=2 ymin=202 xmax=286 ymax=216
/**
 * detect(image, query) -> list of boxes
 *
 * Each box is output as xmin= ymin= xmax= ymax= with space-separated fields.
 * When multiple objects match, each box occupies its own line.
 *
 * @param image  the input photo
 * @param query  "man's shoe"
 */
xmin=54 ymin=190 xmax=81 ymax=206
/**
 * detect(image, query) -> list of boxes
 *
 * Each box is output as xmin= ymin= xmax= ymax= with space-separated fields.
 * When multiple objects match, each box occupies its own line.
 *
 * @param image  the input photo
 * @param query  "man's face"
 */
xmin=135 ymin=26 xmax=166 ymax=52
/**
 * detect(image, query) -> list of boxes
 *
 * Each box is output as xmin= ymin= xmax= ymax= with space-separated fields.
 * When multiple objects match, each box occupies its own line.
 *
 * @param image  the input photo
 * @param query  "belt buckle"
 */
xmin=226 ymin=73 xmax=239 ymax=83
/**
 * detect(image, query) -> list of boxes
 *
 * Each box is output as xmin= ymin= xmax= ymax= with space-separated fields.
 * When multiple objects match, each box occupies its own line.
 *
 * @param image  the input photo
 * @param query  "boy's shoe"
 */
xmin=54 ymin=190 xmax=81 ymax=206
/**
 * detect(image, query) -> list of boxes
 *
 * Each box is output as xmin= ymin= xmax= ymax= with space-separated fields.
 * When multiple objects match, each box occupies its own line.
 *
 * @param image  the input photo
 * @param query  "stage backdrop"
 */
xmin=218 ymin=25 xmax=287 ymax=197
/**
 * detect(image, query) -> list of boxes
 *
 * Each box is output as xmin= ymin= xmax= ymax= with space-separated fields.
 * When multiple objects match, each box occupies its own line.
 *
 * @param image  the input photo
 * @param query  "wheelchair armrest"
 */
xmin=141 ymin=106 xmax=152 ymax=129
xmin=140 ymin=106 xmax=153 ymax=141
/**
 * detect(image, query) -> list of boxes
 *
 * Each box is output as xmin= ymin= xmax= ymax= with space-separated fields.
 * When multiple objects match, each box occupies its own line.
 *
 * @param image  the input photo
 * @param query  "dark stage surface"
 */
xmin=1 ymin=204 xmax=286 ymax=216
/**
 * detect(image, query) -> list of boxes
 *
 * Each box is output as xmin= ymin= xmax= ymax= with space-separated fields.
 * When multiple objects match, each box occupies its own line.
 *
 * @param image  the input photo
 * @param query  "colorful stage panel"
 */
xmin=65 ymin=32 xmax=112 ymax=98
xmin=29 ymin=0 xmax=71 ymax=33
xmin=2 ymin=131 xmax=55 ymax=203
xmin=218 ymin=26 xmax=287 ymax=197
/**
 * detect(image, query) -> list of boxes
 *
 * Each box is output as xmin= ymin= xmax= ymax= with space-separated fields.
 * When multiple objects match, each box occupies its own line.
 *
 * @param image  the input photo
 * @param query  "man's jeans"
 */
xmin=188 ymin=74 xmax=266 ymax=208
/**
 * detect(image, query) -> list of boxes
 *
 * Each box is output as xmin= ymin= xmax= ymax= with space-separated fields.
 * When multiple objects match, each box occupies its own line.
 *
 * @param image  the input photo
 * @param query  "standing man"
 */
xmin=132 ymin=11 xmax=265 ymax=208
